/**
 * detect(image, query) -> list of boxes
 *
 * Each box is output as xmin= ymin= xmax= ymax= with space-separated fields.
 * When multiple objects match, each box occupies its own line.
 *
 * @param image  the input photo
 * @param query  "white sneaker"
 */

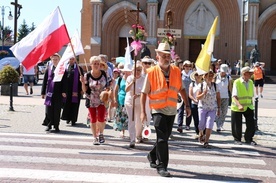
xmin=93 ymin=138 xmax=100 ymax=145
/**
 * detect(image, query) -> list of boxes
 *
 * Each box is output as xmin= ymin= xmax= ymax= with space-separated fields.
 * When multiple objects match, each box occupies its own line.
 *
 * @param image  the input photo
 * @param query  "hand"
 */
xmin=238 ymin=104 xmax=244 ymax=111
xmin=140 ymin=112 xmax=147 ymax=125
xmin=217 ymin=108 xmax=220 ymax=116
xmin=133 ymin=94 xmax=140 ymax=99
xmin=185 ymin=107 xmax=191 ymax=117
xmin=62 ymin=93 xmax=66 ymax=98
xmin=80 ymin=75 xmax=85 ymax=83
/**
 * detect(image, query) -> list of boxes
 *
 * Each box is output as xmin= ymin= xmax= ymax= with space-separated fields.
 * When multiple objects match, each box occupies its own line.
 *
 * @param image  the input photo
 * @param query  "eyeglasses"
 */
xmin=184 ymin=65 xmax=191 ymax=67
xmin=92 ymin=63 xmax=100 ymax=65
xmin=143 ymin=62 xmax=151 ymax=65
xmin=136 ymin=69 xmax=142 ymax=72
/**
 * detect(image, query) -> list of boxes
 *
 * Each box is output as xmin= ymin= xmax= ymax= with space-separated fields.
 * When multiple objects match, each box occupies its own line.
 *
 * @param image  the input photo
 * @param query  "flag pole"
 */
xmin=57 ymin=6 xmax=82 ymax=76
xmin=84 ymin=58 xmax=89 ymax=72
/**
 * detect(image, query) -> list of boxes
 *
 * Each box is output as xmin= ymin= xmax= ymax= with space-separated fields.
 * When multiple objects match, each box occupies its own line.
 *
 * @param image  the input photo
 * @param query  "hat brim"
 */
xmin=155 ymin=49 xmax=171 ymax=54
xmin=190 ymin=71 xmax=197 ymax=82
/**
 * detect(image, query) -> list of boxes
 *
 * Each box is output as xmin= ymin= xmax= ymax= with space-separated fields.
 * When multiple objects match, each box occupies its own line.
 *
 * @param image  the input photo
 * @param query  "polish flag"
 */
xmin=53 ymin=30 xmax=84 ymax=82
xmin=10 ymin=7 xmax=70 ymax=70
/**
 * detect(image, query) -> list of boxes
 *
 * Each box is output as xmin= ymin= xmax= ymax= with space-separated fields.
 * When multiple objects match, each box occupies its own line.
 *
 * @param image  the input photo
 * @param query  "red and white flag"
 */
xmin=53 ymin=30 xmax=84 ymax=82
xmin=10 ymin=7 xmax=70 ymax=70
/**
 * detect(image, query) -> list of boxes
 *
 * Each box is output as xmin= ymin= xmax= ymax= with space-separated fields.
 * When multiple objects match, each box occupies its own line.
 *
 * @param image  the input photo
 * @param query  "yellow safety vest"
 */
xmin=231 ymin=78 xmax=254 ymax=112
xmin=147 ymin=65 xmax=181 ymax=109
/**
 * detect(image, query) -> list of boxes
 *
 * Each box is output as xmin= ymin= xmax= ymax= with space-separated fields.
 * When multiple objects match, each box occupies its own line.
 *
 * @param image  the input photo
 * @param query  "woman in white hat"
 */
xmin=177 ymin=60 xmax=193 ymax=133
xmin=188 ymin=71 xmax=202 ymax=136
xmin=196 ymin=70 xmax=221 ymax=148
xmin=124 ymin=62 xmax=145 ymax=148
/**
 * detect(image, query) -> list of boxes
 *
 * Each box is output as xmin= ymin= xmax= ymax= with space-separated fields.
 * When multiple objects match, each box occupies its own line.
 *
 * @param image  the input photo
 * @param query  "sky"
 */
xmin=2 ymin=0 xmax=82 ymax=37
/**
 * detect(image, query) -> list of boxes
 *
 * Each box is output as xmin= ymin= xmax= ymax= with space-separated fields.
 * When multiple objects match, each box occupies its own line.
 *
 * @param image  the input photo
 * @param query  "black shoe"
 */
xmin=71 ymin=121 xmax=76 ymax=126
xmin=234 ymin=140 xmax=242 ymax=145
xmin=246 ymin=141 xmax=257 ymax=146
xmin=45 ymin=126 xmax=51 ymax=131
xmin=30 ymin=88 xmax=33 ymax=95
xmin=66 ymin=120 xmax=70 ymax=124
xmin=157 ymin=168 xmax=171 ymax=177
xmin=147 ymin=154 xmax=157 ymax=168
xmin=54 ymin=127 xmax=60 ymax=132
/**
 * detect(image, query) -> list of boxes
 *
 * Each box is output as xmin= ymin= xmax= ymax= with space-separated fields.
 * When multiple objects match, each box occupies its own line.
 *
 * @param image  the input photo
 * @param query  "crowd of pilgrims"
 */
xmin=41 ymin=52 xmax=257 ymax=148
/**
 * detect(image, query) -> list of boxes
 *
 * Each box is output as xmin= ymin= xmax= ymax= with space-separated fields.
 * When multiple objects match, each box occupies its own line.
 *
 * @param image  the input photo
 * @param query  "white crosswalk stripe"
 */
xmin=0 ymin=132 xmax=275 ymax=182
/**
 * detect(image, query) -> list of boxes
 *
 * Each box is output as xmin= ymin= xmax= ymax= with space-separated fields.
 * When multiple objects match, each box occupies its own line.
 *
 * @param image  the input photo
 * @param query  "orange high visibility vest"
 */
xmin=254 ymin=67 xmax=263 ymax=80
xmin=147 ymin=65 xmax=182 ymax=109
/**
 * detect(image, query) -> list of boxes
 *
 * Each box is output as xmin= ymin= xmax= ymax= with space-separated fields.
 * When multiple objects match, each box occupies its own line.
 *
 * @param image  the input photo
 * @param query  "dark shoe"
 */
xmin=147 ymin=154 xmax=157 ymax=168
xmin=54 ymin=127 xmax=60 ymax=132
xmin=30 ymin=88 xmax=33 ymax=95
xmin=42 ymin=122 xmax=48 ymax=126
xmin=203 ymin=142 xmax=211 ymax=149
xmin=234 ymin=140 xmax=242 ymax=145
xmin=177 ymin=127 xmax=183 ymax=133
xmin=99 ymin=134 xmax=105 ymax=143
xmin=45 ymin=126 xmax=51 ymax=131
xmin=157 ymin=168 xmax=171 ymax=177
xmin=71 ymin=121 xmax=76 ymax=126
xmin=246 ymin=141 xmax=257 ymax=146
xmin=129 ymin=142 xmax=135 ymax=148
xmin=66 ymin=120 xmax=70 ymax=124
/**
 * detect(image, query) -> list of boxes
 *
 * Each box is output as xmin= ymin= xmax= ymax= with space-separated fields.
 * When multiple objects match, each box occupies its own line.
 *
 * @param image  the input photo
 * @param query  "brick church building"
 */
xmin=80 ymin=0 xmax=276 ymax=74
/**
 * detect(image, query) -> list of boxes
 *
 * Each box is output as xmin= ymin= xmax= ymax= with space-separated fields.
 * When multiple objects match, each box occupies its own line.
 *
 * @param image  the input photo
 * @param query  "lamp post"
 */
xmin=1 ymin=6 xmax=13 ymax=50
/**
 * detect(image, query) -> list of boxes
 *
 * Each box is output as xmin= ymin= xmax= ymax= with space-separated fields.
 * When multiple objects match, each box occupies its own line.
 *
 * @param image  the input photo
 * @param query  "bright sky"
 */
xmin=2 ymin=0 xmax=82 ymax=37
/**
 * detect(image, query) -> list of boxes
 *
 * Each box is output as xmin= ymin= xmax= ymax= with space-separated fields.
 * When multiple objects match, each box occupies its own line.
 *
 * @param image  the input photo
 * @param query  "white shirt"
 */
xmin=124 ymin=75 xmax=145 ymax=105
xmin=216 ymin=74 xmax=231 ymax=98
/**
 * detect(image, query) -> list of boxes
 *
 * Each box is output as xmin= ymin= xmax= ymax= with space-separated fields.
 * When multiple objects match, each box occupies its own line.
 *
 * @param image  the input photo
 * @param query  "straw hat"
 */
xmin=155 ymin=42 xmax=171 ymax=54
xmin=100 ymin=61 xmax=108 ymax=71
xmin=141 ymin=56 xmax=154 ymax=63
xmin=241 ymin=66 xmax=254 ymax=74
xmin=190 ymin=71 xmax=198 ymax=82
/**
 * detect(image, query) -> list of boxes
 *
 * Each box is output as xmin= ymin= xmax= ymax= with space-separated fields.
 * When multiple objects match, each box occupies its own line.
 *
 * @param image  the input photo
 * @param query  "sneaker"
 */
xmin=30 ymin=88 xmax=33 ymax=95
xmin=234 ymin=140 xmax=242 ymax=145
xmin=157 ymin=168 xmax=171 ymax=177
xmin=246 ymin=141 xmax=257 ymax=146
xmin=45 ymin=126 xmax=51 ymax=131
xmin=93 ymin=138 xmax=100 ymax=145
xmin=220 ymin=126 xmax=225 ymax=131
xmin=99 ymin=134 xmax=105 ymax=143
xmin=216 ymin=128 xmax=221 ymax=132
xmin=185 ymin=126 xmax=190 ymax=130
xmin=129 ymin=141 xmax=135 ymax=148
xmin=135 ymin=137 xmax=143 ymax=143
xmin=260 ymin=94 xmax=263 ymax=98
xmin=177 ymin=126 xmax=183 ymax=133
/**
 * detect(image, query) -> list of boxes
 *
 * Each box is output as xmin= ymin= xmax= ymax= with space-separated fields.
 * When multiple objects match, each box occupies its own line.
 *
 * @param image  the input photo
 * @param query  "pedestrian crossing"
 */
xmin=0 ymin=132 xmax=275 ymax=182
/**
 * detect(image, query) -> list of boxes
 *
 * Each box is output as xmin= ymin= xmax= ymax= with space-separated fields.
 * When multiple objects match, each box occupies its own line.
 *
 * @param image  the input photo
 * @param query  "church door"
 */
xmin=271 ymin=40 xmax=276 ymax=75
xmin=189 ymin=39 xmax=206 ymax=63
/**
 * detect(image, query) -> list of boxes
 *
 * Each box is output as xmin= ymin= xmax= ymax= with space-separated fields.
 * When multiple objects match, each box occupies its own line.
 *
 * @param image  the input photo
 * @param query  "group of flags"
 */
xmin=9 ymin=6 xmax=218 ymax=81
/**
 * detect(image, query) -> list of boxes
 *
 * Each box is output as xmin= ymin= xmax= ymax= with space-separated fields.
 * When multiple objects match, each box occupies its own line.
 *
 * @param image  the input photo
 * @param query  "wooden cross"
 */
xmin=130 ymin=2 xmax=143 ymax=121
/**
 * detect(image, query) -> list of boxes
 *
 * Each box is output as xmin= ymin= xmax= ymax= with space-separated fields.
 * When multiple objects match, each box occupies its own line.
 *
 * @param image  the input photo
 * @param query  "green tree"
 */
xmin=17 ymin=19 xmax=29 ymax=41
xmin=0 ymin=25 xmax=12 ymax=42
xmin=29 ymin=22 xmax=36 ymax=31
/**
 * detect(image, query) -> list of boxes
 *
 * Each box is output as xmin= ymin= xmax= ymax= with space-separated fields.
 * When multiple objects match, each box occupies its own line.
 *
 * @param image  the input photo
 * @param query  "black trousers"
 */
xmin=149 ymin=113 xmax=175 ymax=170
xmin=191 ymin=104 xmax=199 ymax=134
xmin=231 ymin=108 xmax=255 ymax=142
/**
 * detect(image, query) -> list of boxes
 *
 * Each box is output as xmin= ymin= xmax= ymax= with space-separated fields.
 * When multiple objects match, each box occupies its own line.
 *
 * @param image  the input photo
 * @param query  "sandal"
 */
xmin=198 ymin=134 xmax=205 ymax=144
xmin=203 ymin=142 xmax=211 ymax=149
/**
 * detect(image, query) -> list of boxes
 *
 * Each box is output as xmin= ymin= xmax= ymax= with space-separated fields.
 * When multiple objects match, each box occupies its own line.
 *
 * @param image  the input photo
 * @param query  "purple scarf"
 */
xmin=44 ymin=66 xmax=55 ymax=106
xmin=72 ymin=65 xmax=79 ymax=103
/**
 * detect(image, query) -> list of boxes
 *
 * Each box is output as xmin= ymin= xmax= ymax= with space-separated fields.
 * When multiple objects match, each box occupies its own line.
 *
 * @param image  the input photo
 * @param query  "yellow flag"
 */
xmin=195 ymin=16 xmax=218 ymax=75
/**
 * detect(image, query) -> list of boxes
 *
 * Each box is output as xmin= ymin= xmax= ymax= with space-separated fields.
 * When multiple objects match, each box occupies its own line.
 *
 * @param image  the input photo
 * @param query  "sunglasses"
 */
xmin=143 ymin=62 xmax=151 ymax=65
